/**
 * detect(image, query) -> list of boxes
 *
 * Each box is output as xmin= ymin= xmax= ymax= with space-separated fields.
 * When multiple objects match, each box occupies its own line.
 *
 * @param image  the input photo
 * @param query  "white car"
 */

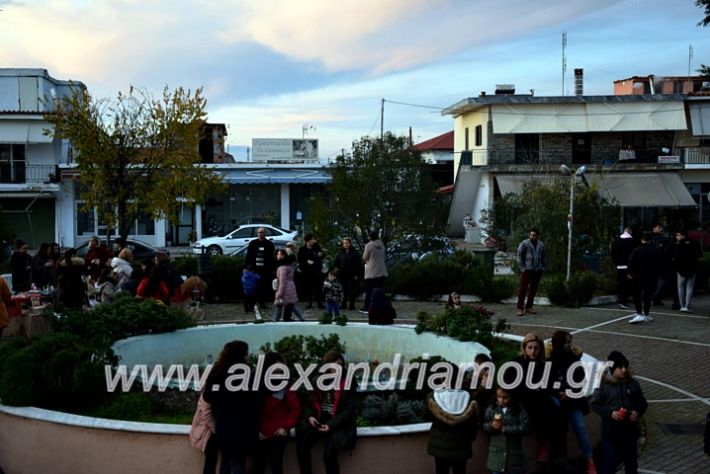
xmin=192 ymin=224 xmax=298 ymax=255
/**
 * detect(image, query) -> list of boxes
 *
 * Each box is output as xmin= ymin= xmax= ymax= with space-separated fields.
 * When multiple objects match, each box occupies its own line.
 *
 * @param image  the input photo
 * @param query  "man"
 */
xmin=297 ymin=234 xmax=324 ymax=309
xmin=628 ymin=233 xmax=658 ymax=324
xmin=84 ymin=236 xmax=113 ymax=281
xmin=649 ymin=223 xmax=679 ymax=309
xmin=361 ymin=230 xmax=387 ymax=313
xmin=672 ymin=229 xmax=702 ymax=312
xmin=610 ymin=227 xmax=637 ymax=310
xmin=516 ymin=227 xmax=546 ymax=317
xmin=245 ymin=227 xmax=276 ymax=309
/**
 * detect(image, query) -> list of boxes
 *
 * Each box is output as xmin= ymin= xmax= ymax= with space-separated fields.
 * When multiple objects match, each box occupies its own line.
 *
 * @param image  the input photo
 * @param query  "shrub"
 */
xmin=543 ymin=272 xmax=599 ymax=307
xmin=172 ymin=256 xmax=197 ymax=277
xmin=361 ymin=393 xmax=426 ymax=425
xmin=415 ymin=305 xmax=498 ymax=348
xmin=259 ymin=334 xmax=346 ymax=373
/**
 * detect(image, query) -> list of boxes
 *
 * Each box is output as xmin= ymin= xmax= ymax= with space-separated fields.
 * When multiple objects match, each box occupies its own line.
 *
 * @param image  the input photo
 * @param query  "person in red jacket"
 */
xmin=254 ymin=352 xmax=301 ymax=474
xmin=136 ymin=267 xmax=169 ymax=303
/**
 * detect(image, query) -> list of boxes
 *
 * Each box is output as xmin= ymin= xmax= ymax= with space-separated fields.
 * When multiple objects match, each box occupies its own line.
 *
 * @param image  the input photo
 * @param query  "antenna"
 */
xmin=302 ymin=123 xmax=316 ymax=138
xmin=689 ymin=44 xmax=694 ymax=81
xmin=562 ymin=32 xmax=567 ymax=96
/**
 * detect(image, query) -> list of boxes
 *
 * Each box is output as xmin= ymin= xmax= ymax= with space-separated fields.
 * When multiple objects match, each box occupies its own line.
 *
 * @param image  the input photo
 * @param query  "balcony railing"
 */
xmin=459 ymin=147 xmax=701 ymax=167
xmin=0 ymin=164 xmax=58 ymax=184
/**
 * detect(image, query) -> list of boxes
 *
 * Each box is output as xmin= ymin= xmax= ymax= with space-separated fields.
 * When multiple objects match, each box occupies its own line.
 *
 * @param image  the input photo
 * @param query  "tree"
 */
xmin=45 ymin=86 xmax=224 ymax=242
xmin=697 ymin=64 xmax=710 ymax=78
xmin=479 ymin=177 xmax=620 ymax=274
xmin=308 ymin=133 xmax=447 ymax=249
xmin=697 ymin=0 xmax=710 ymax=27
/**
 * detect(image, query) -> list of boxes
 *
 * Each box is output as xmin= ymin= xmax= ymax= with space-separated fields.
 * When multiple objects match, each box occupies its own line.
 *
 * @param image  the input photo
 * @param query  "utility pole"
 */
xmin=562 ymin=32 xmax=567 ymax=96
xmin=380 ymin=98 xmax=385 ymax=140
xmin=689 ymin=44 xmax=694 ymax=81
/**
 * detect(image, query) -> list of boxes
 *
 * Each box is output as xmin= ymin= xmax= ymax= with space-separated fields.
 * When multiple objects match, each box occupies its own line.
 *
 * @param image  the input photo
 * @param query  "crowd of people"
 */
xmin=611 ymin=223 xmax=703 ymax=324
xmin=243 ymin=228 xmax=394 ymax=325
xmin=5 ymin=236 xmax=198 ymax=311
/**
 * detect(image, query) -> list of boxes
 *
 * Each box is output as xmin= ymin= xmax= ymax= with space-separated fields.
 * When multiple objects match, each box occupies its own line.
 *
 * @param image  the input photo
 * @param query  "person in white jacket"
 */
xmin=110 ymin=248 xmax=134 ymax=288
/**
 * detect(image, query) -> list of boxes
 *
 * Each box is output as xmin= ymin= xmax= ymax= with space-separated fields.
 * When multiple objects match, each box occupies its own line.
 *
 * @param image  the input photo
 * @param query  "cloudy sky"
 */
xmin=2 ymin=0 xmax=710 ymax=159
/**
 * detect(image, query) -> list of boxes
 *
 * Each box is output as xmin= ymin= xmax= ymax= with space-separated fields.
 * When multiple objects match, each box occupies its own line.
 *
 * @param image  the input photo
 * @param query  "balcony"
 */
xmin=0 ymin=164 xmax=58 ymax=185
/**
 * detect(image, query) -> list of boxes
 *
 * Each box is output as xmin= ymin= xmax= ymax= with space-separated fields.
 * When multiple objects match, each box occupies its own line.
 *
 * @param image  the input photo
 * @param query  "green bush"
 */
xmin=259 ymin=333 xmax=346 ymax=374
xmin=543 ymin=272 xmax=599 ymax=307
xmin=90 ymin=393 xmax=156 ymax=421
xmin=415 ymin=305 xmax=498 ymax=348
xmin=172 ymin=256 xmax=197 ymax=277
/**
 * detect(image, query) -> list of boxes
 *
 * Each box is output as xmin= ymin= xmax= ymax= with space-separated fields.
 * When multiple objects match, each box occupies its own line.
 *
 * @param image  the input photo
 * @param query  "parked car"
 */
xmin=227 ymin=240 xmax=291 ymax=257
xmin=192 ymin=224 xmax=299 ymax=256
xmin=385 ymin=235 xmax=455 ymax=267
xmin=73 ymin=238 xmax=163 ymax=261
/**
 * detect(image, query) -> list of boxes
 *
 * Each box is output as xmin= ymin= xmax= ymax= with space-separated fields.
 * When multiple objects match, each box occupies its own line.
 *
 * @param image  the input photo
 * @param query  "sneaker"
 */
xmin=359 ymin=309 xmax=368 ymax=314
xmin=680 ymin=307 xmax=691 ymax=313
xmin=619 ymin=303 xmax=630 ymax=310
xmin=516 ymin=309 xmax=525 ymax=317
xmin=629 ymin=314 xmax=647 ymax=324
xmin=645 ymin=314 xmax=653 ymax=321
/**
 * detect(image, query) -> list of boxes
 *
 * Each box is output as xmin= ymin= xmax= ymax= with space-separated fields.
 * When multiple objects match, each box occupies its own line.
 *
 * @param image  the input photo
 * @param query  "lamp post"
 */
xmin=559 ymin=165 xmax=587 ymax=281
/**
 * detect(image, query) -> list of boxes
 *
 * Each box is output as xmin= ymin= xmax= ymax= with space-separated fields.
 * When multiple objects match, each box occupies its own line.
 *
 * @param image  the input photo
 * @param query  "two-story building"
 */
xmin=0 ymin=68 xmax=85 ymax=248
xmin=442 ymin=89 xmax=700 ymax=237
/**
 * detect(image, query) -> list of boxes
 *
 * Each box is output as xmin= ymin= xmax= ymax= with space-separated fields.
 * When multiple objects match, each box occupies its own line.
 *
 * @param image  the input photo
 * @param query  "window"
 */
xmin=135 ymin=212 xmax=155 ymax=235
xmin=673 ymin=81 xmax=683 ymax=94
xmin=232 ymin=227 xmax=253 ymax=239
xmin=464 ymin=127 xmax=469 ymax=150
xmin=76 ymin=203 xmax=95 ymax=236
xmin=0 ymin=144 xmax=26 ymax=183
xmin=515 ymin=134 xmax=540 ymax=163
xmin=475 ymin=125 xmax=483 ymax=147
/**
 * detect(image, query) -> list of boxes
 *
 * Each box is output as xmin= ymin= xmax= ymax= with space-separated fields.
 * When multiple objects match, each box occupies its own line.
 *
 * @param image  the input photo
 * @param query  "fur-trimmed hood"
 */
xmin=600 ymin=367 xmax=634 ymax=384
xmin=427 ymin=391 xmax=477 ymax=425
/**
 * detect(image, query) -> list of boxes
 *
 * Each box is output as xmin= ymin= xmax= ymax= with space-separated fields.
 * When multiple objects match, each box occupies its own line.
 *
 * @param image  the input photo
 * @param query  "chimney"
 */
xmin=574 ymin=68 xmax=584 ymax=96
xmin=480 ymin=91 xmax=486 ymax=97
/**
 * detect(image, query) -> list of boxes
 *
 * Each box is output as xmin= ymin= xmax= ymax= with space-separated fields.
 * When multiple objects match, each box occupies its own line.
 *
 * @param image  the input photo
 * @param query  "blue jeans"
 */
xmin=677 ymin=273 xmax=696 ymax=308
xmin=568 ymin=409 xmax=593 ymax=459
xmin=326 ymin=300 xmax=340 ymax=317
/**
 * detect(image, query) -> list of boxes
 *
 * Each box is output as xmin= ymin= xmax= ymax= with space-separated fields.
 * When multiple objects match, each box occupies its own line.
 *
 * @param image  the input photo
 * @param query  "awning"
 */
xmin=494 ymin=172 xmax=696 ymax=208
xmin=0 ymin=122 xmax=54 ymax=144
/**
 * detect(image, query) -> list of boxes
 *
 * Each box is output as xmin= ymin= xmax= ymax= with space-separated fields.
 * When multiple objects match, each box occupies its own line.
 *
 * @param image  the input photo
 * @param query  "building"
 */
xmin=413 ymin=131 xmax=454 ymax=189
xmin=0 ymin=68 xmax=85 ymax=248
xmin=442 ymin=88 xmax=703 ymax=237
xmin=614 ymin=75 xmax=710 ymax=95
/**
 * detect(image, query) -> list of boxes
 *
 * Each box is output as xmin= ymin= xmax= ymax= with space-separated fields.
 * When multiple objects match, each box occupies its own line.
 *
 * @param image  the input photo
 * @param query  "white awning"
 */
xmin=0 ymin=122 xmax=54 ymax=144
xmin=491 ymin=101 xmax=687 ymax=134
xmin=495 ymin=172 xmax=696 ymax=208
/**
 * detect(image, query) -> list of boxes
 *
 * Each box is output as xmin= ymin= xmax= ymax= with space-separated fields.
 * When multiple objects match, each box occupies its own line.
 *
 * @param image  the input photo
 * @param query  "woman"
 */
xmin=30 ymin=243 xmax=50 ymax=289
xmin=296 ymin=351 xmax=357 ymax=474
xmin=549 ymin=330 xmax=596 ymax=474
xmin=511 ymin=333 xmax=567 ymax=472
xmin=136 ymin=267 xmax=169 ymax=303
xmin=111 ymin=248 xmax=134 ymax=288
xmin=203 ymin=340 xmax=258 ymax=474
xmin=10 ymin=240 xmax=32 ymax=292
xmin=56 ymin=248 xmax=86 ymax=309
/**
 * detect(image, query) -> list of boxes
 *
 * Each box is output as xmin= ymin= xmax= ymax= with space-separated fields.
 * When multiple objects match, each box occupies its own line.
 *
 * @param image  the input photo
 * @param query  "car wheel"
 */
xmin=207 ymin=245 xmax=223 ymax=256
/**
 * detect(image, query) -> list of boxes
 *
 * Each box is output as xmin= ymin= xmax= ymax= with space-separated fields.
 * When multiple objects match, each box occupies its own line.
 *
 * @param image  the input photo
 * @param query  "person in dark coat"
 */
xmin=649 ymin=223 xmax=679 ymax=309
xmin=367 ymin=287 xmax=396 ymax=325
xmin=296 ymin=351 xmax=357 ymax=474
xmin=298 ymin=234 xmax=324 ymax=309
xmin=84 ymin=236 xmax=113 ymax=281
xmin=154 ymin=251 xmax=183 ymax=302
xmin=427 ymin=386 xmax=479 ymax=474
xmin=202 ymin=340 xmax=258 ymax=474
xmin=628 ymin=233 xmax=659 ymax=324
xmin=610 ymin=227 xmax=637 ymax=309
xmin=549 ymin=330 xmax=596 ymax=474
xmin=30 ymin=243 xmax=50 ymax=289
xmin=333 ymin=237 xmax=361 ymax=310
xmin=56 ymin=249 xmax=87 ymax=309
xmin=245 ymin=227 xmax=276 ymax=309
xmin=672 ymin=229 xmax=703 ymax=312
xmin=591 ymin=351 xmax=648 ymax=474
xmin=10 ymin=240 xmax=32 ymax=292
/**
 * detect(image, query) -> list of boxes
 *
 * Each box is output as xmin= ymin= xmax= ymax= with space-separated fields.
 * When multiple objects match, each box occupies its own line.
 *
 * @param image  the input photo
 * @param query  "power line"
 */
xmin=383 ymin=99 xmax=444 ymax=110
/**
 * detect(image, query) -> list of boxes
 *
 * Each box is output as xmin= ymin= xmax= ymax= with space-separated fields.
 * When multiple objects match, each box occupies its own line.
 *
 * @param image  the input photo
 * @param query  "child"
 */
xmin=426 ymin=382 xmax=479 ymax=474
xmin=189 ymin=390 xmax=218 ymax=474
xmin=254 ymin=352 xmax=301 ymax=474
xmin=483 ymin=386 xmax=530 ymax=474
xmin=241 ymin=264 xmax=261 ymax=313
xmin=322 ymin=270 xmax=344 ymax=319
xmin=591 ymin=351 xmax=648 ymax=474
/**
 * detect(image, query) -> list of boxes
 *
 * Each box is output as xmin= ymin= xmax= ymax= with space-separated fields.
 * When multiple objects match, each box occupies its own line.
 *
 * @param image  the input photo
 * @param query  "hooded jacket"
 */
xmin=363 ymin=239 xmax=388 ymax=279
xmin=426 ymin=390 xmax=478 ymax=461
xmin=482 ymin=402 xmax=530 ymax=474
xmin=611 ymin=232 xmax=637 ymax=269
xmin=110 ymin=257 xmax=133 ymax=287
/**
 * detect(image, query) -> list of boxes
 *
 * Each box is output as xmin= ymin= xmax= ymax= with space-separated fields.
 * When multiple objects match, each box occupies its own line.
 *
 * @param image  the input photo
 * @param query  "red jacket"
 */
xmin=259 ymin=390 xmax=301 ymax=439
xmin=136 ymin=279 xmax=169 ymax=303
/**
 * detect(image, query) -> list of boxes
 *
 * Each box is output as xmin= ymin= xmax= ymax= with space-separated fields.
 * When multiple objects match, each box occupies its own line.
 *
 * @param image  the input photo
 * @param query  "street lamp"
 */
xmin=559 ymin=164 xmax=587 ymax=282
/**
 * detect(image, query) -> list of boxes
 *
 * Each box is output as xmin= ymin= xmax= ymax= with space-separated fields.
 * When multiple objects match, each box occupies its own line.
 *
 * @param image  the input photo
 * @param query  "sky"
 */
xmin=2 ymin=0 xmax=710 ymax=160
